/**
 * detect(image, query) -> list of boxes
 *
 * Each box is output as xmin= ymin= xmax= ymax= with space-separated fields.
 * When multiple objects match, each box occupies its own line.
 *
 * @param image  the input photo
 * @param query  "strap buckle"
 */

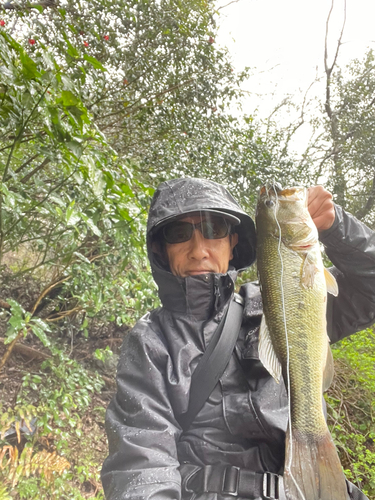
xmin=233 ymin=292 xmax=244 ymax=306
xmin=263 ymin=472 xmax=279 ymax=500
xmin=222 ymin=466 xmax=240 ymax=496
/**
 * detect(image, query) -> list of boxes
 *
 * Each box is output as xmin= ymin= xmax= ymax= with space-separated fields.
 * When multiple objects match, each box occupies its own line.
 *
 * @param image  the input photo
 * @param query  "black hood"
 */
xmin=146 ymin=178 xmax=256 ymax=317
xmin=147 ymin=178 xmax=256 ymax=271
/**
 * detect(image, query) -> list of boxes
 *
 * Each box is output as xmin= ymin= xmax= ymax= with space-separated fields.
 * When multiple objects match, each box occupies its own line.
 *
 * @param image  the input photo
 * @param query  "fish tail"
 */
xmin=284 ymin=427 xmax=349 ymax=500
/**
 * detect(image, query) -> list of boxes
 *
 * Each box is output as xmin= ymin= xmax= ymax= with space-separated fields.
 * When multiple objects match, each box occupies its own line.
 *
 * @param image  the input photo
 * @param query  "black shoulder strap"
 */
xmin=178 ymin=294 xmax=244 ymax=432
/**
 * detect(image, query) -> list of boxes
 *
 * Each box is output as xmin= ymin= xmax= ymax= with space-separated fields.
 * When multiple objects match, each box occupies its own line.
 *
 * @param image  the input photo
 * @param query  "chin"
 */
xmin=187 ymin=270 xmax=214 ymax=276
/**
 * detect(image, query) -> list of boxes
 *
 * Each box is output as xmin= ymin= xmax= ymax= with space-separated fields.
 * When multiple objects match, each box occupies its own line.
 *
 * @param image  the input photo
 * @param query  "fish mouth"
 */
xmin=259 ymin=185 xmax=306 ymax=202
xmin=259 ymin=183 xmax=283 ymax=197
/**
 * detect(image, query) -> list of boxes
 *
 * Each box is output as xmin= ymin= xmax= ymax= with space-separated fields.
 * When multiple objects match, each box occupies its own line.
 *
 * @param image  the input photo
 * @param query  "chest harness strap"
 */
xmin=184 ymin=465 xmax=285 ymax=500
xmin=178 ymin=294 xmax=284 ymax=500
xmin=178 ymin=293 xmax=244 ymax=432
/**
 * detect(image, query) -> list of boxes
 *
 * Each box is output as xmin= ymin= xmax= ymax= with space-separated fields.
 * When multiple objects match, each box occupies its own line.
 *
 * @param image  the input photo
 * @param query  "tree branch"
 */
xmin=0 ymin=328 xmax=30 ymax=372
xmin=323 ymin=0 xmax=347 ymax=208
xmin=217 ymin=0 xmax=240 ymax=11
xmin=1 ymin=1 xmax=56 ymax=11
xmin=4 ymin=153 xmax=40 ymax=183
xmin=19 ymin=158 xmax=50 ymax=184
xmin=98 ymin=78 xmax=195 ymax=123
xmin=324 ymin=0 xmax=346 ymax=118
xmin=355 ymin=171 xmax=375 ymax=220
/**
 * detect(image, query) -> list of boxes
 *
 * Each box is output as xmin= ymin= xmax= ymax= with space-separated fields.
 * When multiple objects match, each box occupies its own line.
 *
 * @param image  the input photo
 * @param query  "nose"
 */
xmin=187 ymin=228 xmax=210 ymax=260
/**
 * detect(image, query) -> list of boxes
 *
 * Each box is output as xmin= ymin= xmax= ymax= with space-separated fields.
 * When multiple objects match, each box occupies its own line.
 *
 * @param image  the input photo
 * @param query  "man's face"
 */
xmin=164 ymin=214 xmax=238 ymax=277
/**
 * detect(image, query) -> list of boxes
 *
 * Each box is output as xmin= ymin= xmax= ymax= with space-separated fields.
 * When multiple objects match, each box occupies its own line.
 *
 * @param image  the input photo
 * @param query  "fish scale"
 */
xmin=256 ymin=185 xmax=348 ymax=500
xmin=259 ymin=237 xmax=327 ymax=435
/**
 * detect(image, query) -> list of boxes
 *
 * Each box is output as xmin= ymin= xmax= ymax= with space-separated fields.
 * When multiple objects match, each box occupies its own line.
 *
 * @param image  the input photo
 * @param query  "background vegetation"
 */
xmin=0 ymin=1 xmax=374 ymax=498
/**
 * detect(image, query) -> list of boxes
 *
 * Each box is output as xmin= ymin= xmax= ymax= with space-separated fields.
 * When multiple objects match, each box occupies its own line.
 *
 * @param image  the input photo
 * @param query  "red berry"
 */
xmin=28 ymin=39 xmax=36 ymax=45
xmin=208 ymin=36 xmax=214 ymax=44
xmin=84 ymin=41 xmax=89 ymax=47
xmin=0 ymin=20 xmax=5 ymax=27
xmin=104 ymin=35 xmax=109 ymax=41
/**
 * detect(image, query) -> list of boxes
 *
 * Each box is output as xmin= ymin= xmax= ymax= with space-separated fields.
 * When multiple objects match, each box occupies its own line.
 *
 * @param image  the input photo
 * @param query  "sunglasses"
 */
xmin=162 ymin=216 xmax=231 ymax=244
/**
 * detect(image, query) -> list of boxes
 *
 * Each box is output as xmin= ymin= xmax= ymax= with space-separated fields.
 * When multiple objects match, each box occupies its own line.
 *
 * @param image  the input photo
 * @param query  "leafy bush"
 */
xmin=0 ymin=350 xmax=106 ymax=498
xmin=327 ymin=328 xmax=375 ymax=498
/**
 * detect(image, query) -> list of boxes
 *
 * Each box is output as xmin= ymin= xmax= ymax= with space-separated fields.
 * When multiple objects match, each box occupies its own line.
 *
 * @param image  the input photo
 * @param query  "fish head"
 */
xmin=256 ymin=185 xmax=318 ymax=249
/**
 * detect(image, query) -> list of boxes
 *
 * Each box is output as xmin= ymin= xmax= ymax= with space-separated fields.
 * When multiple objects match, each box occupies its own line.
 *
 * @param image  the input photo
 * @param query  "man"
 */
xmin=102 ymin=177 xmax=375 ymax=500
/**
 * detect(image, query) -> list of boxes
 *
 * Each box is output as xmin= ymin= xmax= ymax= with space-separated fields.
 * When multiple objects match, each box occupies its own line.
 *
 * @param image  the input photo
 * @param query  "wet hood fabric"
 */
xmin=147 ymin=178 xmax=256 ymax=271
xmin=146 ymin=178 xmax=256 ymax=314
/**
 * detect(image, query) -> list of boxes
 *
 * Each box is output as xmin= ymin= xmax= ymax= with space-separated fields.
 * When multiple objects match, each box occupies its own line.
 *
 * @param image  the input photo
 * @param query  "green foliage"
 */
xmin=0 ymin=403 xmax=37 ymax=442
xmin=327 ymin=328 xmax=375 ymax=497
xmin=94 ymin=346 xmax=113 ymax=362
xmin=0 ymin=484 xmax=11 ymax=500
xmin=5 ymin=299 xmax=50 ymax=345
xmin=0 ymin=352 xmax=105 ymax=498
xmin=0 ymin=26 xmax=157 ymax=333
xmin=2 ymin=0 xmax=275 ymax=207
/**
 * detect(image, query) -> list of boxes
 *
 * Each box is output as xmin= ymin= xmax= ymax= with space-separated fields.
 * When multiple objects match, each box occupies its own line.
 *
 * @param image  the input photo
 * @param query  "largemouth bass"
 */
xmin=256 ymin=185 xmax=348 ymax=500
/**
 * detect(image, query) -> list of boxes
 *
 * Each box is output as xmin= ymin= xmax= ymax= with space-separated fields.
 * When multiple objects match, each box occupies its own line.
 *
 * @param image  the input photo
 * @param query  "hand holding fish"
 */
xmin=307 ymin=185 xmax=335 ymax=231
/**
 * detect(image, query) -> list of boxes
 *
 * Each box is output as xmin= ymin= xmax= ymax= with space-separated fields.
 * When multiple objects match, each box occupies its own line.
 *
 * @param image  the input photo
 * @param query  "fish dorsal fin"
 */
xmin=259 ymin=315 xmax=282 ymax=383
xmin=324 ymin=268 xmax=339 ymax=296
xmin=323 ymin=336 xmax=335 ymax=392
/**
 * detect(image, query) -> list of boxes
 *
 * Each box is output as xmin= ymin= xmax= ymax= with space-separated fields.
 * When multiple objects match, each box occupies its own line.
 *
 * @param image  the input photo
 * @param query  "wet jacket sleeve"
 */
xmin=101 ymin=314 xmax=183 ymax=500
xmin=319 ymin=205 xmax=375 ymax=343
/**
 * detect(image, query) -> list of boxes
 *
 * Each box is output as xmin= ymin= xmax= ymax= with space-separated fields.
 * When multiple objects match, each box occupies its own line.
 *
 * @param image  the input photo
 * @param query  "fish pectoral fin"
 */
xmin=323 ymin=337 xmax=335 ymax=392
xmin=324 ymin=268 xmax=339 ymax=296
xmin=258 ymin=316 xmax=282 ymax=383
xmin=301 ymin=251 xmax=318 ymax=288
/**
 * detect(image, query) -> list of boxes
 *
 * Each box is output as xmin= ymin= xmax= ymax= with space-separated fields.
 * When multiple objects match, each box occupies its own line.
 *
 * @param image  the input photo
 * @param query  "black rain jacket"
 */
xmin=102 ymin=179 xmax=375 ymax=500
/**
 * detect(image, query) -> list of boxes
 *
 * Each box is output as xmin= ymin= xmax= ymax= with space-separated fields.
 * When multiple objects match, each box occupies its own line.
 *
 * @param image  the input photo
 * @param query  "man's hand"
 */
xmin=307 ymin=186 xmax=335 ymax=231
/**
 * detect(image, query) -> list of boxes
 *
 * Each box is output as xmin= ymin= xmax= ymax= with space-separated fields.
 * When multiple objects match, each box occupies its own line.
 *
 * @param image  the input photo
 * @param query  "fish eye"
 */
xmin=265 ymin=199 xmax=275 ymax=208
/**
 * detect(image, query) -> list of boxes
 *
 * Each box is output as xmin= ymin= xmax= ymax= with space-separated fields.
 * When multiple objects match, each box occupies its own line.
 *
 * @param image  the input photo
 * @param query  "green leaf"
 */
xmin=67 ymin=140 xmax=83 ymax=157
xmin=86 ymin=218 xmax=102 ymax=236
xmin=73 ymin=252 xmax=91 ymax=264
xmin=30 ymin=322 xmax=50 ymax=347
xmin=83 ymin=54 xmax=106 ymax=71
xmin=4 ymin=325 xmax=18 ymax=343
xmin=61 ymin=90 xmax=79 ymax=106
xmin=117 ymin=207 xmax=132 ymax=221
xmin=61 ymin=74 xmax=74 ymax=91
xmin=20 ymin=52 xmax=40 ymax=79
xmin=64 ymin=37 xmax=79 ymax=58
xmin=7 ymin=299 xmax=26 ymax=317
xmin=120 ymin=183 xmax=135 ymax=197
xmin=65 ymin=201 xmax=81 ymax=226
